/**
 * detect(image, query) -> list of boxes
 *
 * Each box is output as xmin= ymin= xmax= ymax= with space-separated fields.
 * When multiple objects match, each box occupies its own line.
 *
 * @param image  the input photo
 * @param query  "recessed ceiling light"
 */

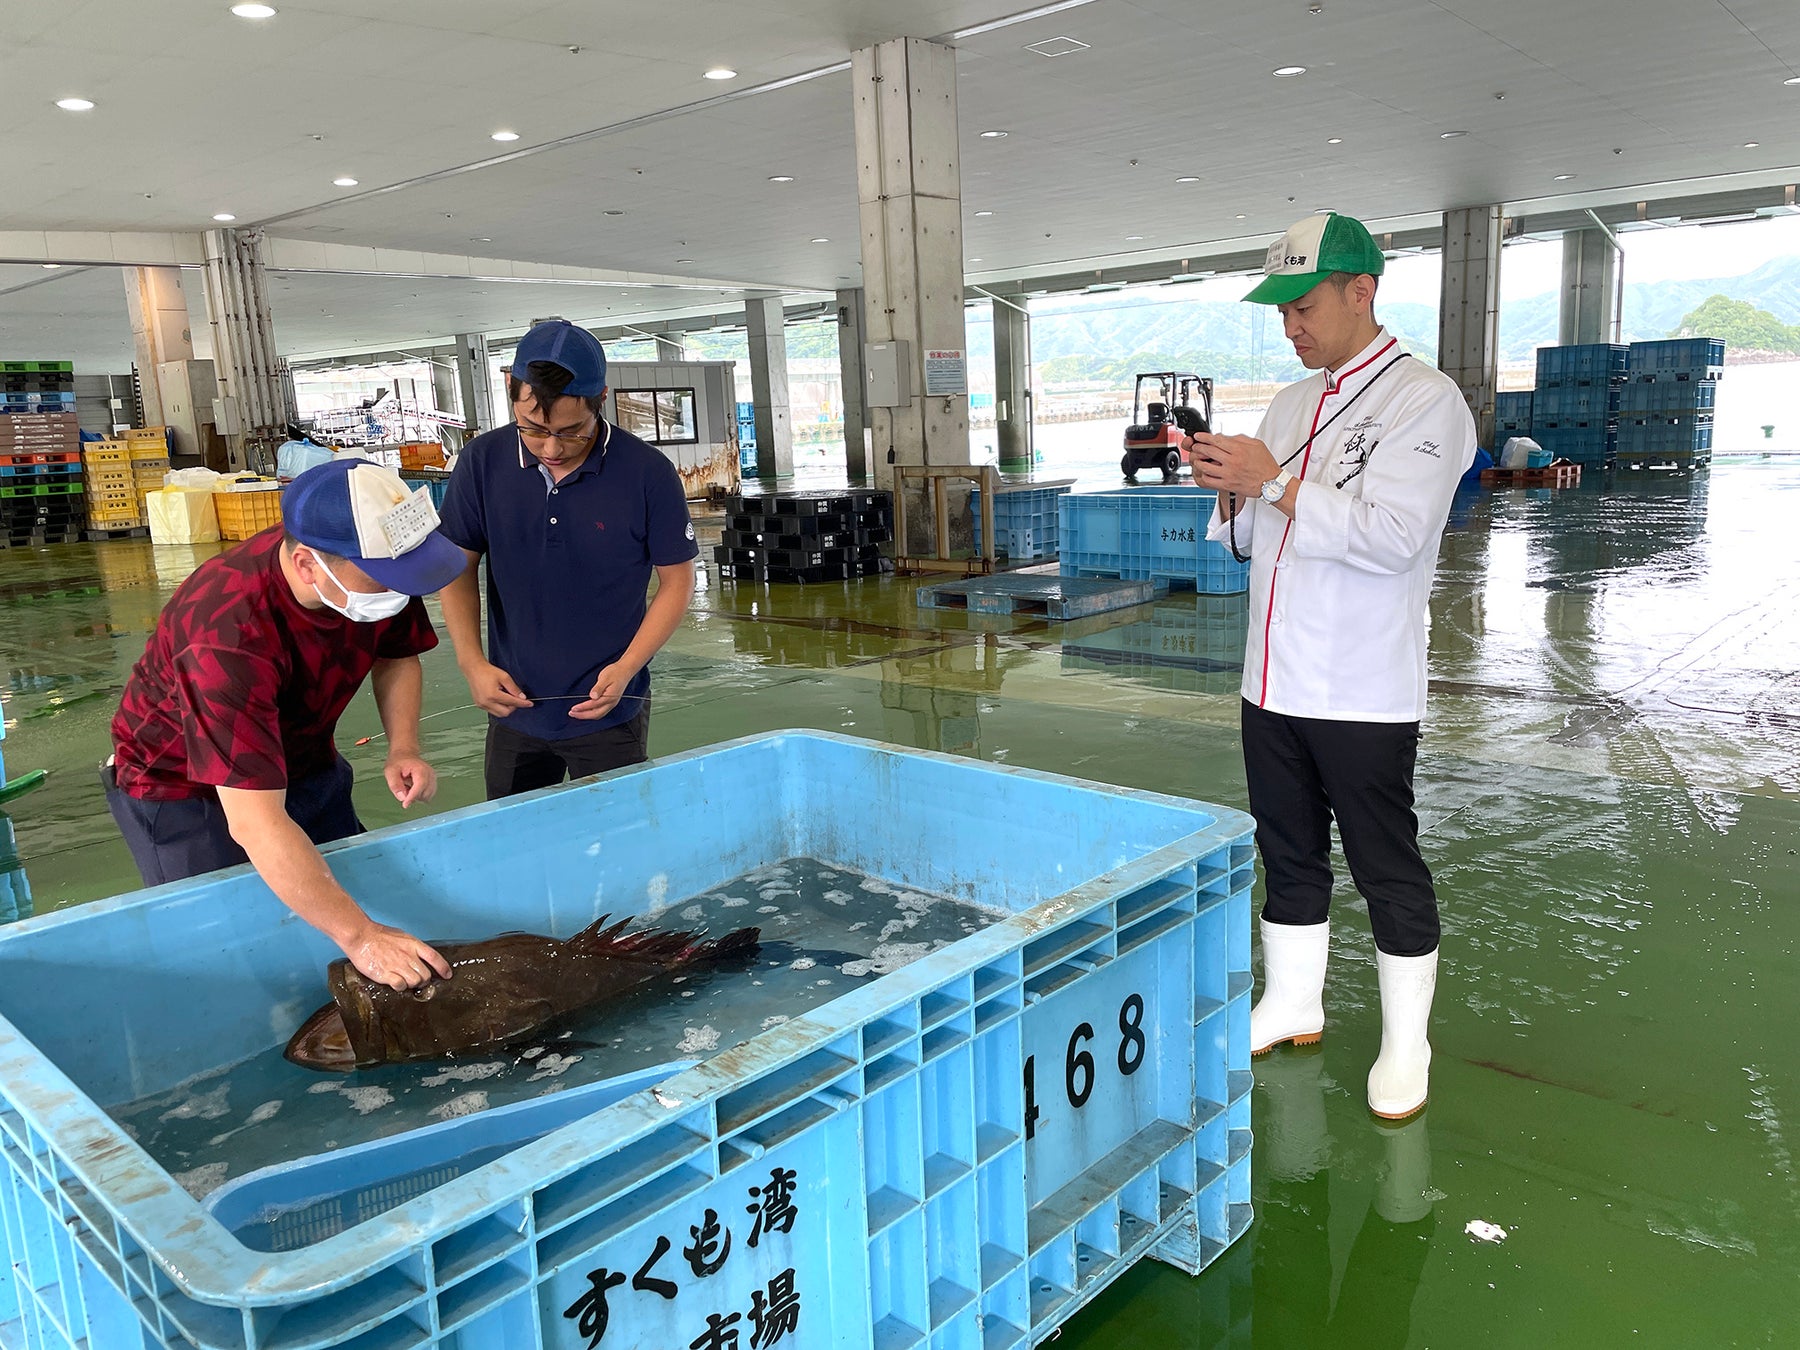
xmin=1125 ymin=235 xmax=1144 ymax=241
xmin=491 ymin=130 xmax=520 ymax=142
xmin=41 ymin=263 xmax=62 ymax=270
xmin=1273 ymin=66 xmax=1306 ymax=77
xmin=1326 ymin=137 xmax=1343 ymax=145
xmin=810 ymin=237 xmax=829 ymax=243
xmin=604 ymin=209 xmax=625 ymax=216
xmin=979 ymin=129 xmax=1008 ymax=139
xmin=1176 ymin=176 xmax=1200 ymax=184
xmin=1743 ymin=141 xmax=1760 ymax=149
xmin=55 ymin=97 xmax=95 ymax=111
xmin=969 ymin=257 xmax=983 ymax=263
xmin=704 ymin=67 xmax=737 ymax=80
xmin=230 ymin=2 xmax=276 ymax=16
xmin=1440 ymin=130 xmax=1468 ymax=139
xmin=975 ymin=210 xmax=994 ymax=217
xmin=473 ymin=236 xmax=492 ymax=242
xmin=1785 ymin=75 xmax=1800 ymax=86
xmin=1235 ymin=214 xmax=1246 ymax=220
xmin=1553 ymin=173 xmax=1575 ymax=181
xmin=212 ymin=212 xmax=237 ymax=221
xmin=676 ymin=259 xmax=695 ymax=264
xmin=332 ymin=176 xmax=358 ymax=187
xmin=769 ymin=175 xmax=794 ymax=183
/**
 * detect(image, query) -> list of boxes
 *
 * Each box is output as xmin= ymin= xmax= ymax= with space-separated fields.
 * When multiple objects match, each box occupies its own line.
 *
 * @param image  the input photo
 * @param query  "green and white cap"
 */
xmin=1244 ymin=212 xmax=1385 ymax=305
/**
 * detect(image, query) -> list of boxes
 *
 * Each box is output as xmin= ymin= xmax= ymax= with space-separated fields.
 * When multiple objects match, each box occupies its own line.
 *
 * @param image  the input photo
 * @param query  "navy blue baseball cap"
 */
xmin=283 ymin=459 xmax=466 ymax=595
xmin=511 ymin=320 xmax=607 ymax=396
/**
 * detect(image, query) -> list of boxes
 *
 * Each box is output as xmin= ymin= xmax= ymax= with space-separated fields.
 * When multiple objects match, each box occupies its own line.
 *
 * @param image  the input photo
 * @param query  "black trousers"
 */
xmin=1240 ymin=699 xmax=1439 ymax=956
xmin=103 ymin=755 xmax=364 ymax=887
xmin=484 ymin=711 xmax=650 ymax=800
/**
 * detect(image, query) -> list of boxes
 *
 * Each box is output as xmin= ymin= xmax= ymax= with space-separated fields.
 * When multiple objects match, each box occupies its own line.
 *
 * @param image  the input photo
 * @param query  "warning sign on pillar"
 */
xmin=923 ymin=350 xmax=967 ymax=396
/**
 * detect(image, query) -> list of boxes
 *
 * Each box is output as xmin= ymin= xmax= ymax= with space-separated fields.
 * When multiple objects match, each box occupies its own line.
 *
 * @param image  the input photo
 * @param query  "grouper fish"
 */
xmin=285 ymin=915 xmax=760 ymax=1072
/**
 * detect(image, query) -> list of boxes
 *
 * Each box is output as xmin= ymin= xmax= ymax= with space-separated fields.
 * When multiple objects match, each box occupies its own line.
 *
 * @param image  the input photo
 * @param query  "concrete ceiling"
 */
xmin=2 ymin=0 xmax=1798 ymax=366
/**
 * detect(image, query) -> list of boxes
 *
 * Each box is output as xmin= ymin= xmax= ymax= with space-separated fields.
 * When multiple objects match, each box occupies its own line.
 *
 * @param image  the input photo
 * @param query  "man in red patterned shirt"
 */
xmin=105 ymin=459 xmax=466 ymax=991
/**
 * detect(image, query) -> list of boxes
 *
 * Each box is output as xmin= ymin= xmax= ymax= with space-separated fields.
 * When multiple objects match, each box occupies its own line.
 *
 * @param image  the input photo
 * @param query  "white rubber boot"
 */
xmin=1367 ymin=948 xmax=1437 ymax=1119
xmin=1250 ymin=919 xmax=1329 ymax=1055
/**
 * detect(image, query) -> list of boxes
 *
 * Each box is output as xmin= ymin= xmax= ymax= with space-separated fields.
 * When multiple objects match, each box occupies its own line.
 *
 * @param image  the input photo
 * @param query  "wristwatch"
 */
xmin=1260 ymin=469 xmax=1294 ymax=504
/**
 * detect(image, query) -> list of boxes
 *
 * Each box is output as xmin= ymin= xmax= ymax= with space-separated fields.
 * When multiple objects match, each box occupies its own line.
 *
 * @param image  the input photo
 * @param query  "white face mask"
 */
xmin=310 ymin=553 xmax=411 ymax=623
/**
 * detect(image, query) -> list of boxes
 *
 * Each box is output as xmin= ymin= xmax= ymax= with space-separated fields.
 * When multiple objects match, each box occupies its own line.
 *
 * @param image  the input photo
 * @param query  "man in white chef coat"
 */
xmin=1186 ymin=211 xmax=1476 ymax=1120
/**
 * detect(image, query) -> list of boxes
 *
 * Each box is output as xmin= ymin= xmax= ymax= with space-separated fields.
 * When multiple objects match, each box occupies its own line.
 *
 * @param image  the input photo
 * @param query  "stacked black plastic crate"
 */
xmin=1617 ymin=338 xmax=1722 ymax=473
xmin=1528 ymin=344 xmax=1626 ymax=468
xmin=714 ymin=489 xmax=894 ymax=583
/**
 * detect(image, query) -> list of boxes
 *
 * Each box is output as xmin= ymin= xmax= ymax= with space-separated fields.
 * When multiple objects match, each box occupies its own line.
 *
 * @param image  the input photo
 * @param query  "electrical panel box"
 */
xmin=865 ymin=340 xmax=912 ymax=407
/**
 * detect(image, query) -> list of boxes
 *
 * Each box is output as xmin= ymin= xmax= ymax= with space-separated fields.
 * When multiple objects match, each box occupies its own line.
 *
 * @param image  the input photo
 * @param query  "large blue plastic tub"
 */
xmin=1059 ymin=488 xmax=1249 ymax=595
xmin=0 ymin=732 xmax=1254 ymax=1350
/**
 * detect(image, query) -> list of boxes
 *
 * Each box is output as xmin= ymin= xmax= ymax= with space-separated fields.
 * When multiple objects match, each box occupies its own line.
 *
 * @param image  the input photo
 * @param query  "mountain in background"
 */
xmin=1005 ymin=255 xmax=1800 ymax=385
xmin=678 ymin=255 xmax=1800 ymax=389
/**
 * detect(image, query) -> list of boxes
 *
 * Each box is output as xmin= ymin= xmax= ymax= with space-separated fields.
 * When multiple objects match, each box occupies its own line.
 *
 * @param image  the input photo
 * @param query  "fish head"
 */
xmin=284 ymin=1002 xmax=358 ymax=1071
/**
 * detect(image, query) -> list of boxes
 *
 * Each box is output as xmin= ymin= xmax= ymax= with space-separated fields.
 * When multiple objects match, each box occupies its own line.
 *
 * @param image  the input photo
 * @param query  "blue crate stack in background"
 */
xmin=1528 ymin=343 xmax=1626 ymax=469
xmin=1616 ymin=338 xmax=1722 ymax=473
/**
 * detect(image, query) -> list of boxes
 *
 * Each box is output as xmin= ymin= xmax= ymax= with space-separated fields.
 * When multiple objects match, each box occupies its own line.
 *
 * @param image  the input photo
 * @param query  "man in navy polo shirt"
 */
xmin=438 ymin=320 xmax=699 ymax=798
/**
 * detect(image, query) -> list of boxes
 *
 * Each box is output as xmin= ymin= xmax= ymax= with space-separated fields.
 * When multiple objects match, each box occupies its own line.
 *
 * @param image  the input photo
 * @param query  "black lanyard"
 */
xmin=1228 ymin=354 xmax=1411 ymax=563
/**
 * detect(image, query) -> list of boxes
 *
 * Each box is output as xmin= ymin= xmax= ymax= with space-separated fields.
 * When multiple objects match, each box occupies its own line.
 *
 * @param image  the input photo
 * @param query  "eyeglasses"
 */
xmin=516 ymin=418 xmax=596 ymax=446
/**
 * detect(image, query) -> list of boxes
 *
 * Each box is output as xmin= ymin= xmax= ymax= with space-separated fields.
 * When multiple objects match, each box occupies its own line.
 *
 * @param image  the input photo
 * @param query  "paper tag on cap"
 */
xmin=379 ymin=487 xmax=439 ymax=556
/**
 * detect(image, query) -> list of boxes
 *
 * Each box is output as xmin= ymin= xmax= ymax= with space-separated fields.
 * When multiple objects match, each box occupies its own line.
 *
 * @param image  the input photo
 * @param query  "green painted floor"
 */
xmin=3 ymin=463 xmax=1798 ymax=1346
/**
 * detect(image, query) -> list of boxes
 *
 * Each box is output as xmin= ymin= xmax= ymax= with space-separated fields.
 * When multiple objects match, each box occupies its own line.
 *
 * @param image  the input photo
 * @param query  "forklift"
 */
xmin=1120 ymin=372 xmax=1214 ymax=482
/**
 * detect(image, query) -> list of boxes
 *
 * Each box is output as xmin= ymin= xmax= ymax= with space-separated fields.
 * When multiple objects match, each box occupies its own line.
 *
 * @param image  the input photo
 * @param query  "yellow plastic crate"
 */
xmin=87 ymin=509 xmax=143 ymax=530
xmin=132 ymin=456 xmax=170 ymax=476
xmin=84 ymin=471 xmax=135 ymax=494
xmin=88 ymin=486 xmax=138 ymax=512
xmin=122 ymin=426 xmax=166 ymax=444
xmin=83 ymin=442 xmax=130 ymax=466
xmin=129 ymin=443 xmax=169 ymax=461
xmin=213 ymin=487 xmax=284 ymax=540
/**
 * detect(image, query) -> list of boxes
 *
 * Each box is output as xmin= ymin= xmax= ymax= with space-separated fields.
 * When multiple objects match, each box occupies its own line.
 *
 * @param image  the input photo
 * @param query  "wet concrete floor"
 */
xmin=2 ymin=462 xmax=1797 ymax=1346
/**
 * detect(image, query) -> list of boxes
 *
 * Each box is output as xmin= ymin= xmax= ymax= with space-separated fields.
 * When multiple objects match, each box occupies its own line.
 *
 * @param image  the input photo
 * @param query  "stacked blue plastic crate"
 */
xmin=1529 ymin=344 xmax=1626 ymax=468
xmin=737 ymin=399 xmax=758 ymax=475
xmin=1493 ymin=390 xmax=1534 ymax=448
xmin=1616 ymin=338 xmax=1722 ymax=472
xmin=971 ymin=484 xmax=1074 ymax=561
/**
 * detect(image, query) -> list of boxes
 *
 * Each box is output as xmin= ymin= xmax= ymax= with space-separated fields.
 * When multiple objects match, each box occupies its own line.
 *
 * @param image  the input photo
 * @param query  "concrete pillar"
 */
xmin=1438 ymin=205 xmax=1502 ymax=451
xmin=121 ymin=267 xmax=194 ymax=430
xmin=991 ymin=293 xmax=1032 ymax=471
xmin=199 ymin=228 xmax=293 ymax=470
xmin=428 ymin=355 xmax=463 ymax=450
xmin=836 ymin=288 xmax=869 ymax=479
xmin=745 ymin=295 xmax=794 ymax=477
xmin=1559 ymin=227 xmax=1619 ymax=346
xmin=853 ymin=36 xmax=970 ymax=490
xmin=455 ymin=332 xmax=496 ymax=434
xmin=654 ymin=333 xmax=684 ymax=361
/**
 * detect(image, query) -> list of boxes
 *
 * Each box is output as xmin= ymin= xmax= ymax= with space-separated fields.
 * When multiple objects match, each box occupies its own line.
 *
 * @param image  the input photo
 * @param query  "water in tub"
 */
xmin=108 ymin=858 xmax=1004 ymax=1202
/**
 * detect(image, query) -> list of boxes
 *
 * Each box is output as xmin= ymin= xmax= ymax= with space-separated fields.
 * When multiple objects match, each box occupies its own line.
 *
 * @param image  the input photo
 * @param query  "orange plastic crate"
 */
xmin=214 ymin=489 xmax=284 ymax=540
xmin=397 ymin=442 xmax=446 ymax=470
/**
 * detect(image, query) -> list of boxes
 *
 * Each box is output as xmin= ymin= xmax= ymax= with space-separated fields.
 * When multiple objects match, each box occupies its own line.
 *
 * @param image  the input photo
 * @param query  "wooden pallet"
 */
xmin=917 ymin=573 xmax=1158 ymax=620
xmin=1480 ymin=463 xmax=1582 ymax=488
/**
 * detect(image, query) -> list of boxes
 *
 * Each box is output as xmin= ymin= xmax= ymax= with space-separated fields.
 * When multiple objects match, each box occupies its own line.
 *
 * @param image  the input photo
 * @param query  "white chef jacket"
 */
xmin=1206 ymin=329 xmax=1476 ymax=722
